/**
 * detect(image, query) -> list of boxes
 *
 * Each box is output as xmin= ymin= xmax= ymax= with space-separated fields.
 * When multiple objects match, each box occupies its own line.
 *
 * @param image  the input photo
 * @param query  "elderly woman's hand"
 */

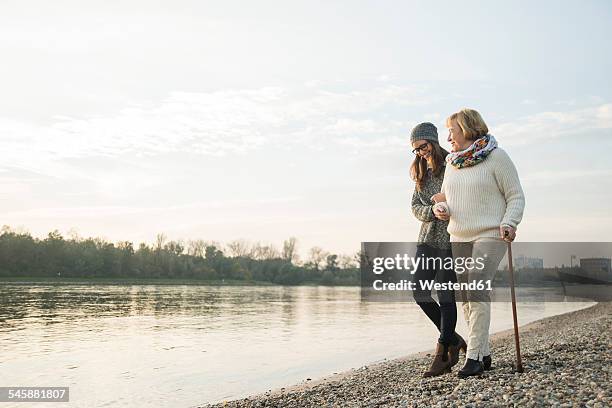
xmin=500 ymin=225 xmax=516 ymax=242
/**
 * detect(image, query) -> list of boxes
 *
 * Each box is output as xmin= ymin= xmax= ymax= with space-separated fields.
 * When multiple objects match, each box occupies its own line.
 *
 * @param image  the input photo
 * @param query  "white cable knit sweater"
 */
xmin=441 ymin=148 xmax=525 ymax=242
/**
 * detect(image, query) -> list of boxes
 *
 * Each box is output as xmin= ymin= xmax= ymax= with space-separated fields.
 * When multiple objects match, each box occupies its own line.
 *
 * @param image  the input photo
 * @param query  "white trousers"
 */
xmin=452 ymin=238 xmax=507 ymax=361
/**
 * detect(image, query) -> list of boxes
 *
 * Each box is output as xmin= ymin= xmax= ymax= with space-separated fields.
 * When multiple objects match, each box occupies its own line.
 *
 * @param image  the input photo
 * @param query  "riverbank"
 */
xmin=203 ymin=302 xmax=611 ymax=407
xmin=0 ymin=277 xmax=279 ymax=286
xmin=0 ymin=277 xmax=360 ymax=287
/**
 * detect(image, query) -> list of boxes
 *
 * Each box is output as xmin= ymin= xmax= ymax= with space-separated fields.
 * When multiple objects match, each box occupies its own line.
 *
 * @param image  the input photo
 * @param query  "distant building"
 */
xmin=514 ymin=255 xmax=544 ymax=270
xmin=580 ymin=258 xmax=611 ymax=275
xmin=560 ymin=258 xmax=612 ymax=285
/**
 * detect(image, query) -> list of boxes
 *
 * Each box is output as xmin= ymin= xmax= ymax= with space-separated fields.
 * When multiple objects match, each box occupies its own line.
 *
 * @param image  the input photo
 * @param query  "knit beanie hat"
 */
xmin=410 ymin=122 xmax=439 ymax=144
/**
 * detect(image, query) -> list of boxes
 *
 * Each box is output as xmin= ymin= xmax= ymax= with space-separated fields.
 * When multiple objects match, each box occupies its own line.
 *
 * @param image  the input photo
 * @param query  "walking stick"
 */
xmin=505 ymin=231 xmax=524 ymax=373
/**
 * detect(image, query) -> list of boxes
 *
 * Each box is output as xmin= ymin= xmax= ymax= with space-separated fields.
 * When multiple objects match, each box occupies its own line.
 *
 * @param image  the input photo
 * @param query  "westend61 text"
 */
xmin=372 ymin=279 xmax=493 ymax=291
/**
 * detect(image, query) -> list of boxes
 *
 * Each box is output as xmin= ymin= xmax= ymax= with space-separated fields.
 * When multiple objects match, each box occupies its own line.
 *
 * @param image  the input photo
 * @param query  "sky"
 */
xmin=1 ymin=0 xmax=611 ymax=259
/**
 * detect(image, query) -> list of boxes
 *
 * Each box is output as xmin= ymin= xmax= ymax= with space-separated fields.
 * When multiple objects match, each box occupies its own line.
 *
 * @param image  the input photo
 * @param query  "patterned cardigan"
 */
xmin=411 ymin=165 xmax=451 ymax=250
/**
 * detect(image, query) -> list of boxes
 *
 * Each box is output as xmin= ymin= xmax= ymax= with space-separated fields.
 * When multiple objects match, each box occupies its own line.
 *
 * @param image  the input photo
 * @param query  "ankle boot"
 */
xmin=423 ymin=342 xmax=452 ymax=378
xmin=483 ymin=355 xmax=492 ymax=370
xmin=448 ymin=333 xmax=467 ymax=368
xmin=457 ymin=358 xmax=484 ymax=378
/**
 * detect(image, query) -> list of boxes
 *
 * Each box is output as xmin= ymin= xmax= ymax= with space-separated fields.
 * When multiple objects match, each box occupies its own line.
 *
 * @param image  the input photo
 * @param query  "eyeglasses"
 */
xmin=412 ymin=142 xmax=429 ymax=155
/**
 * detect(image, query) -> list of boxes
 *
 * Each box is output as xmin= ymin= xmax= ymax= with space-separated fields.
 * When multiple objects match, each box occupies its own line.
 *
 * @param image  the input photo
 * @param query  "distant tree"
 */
xmin=155 ymin=233 xmax=167 ymax=252
xmin=354 ymin=250 xmax=367 ymax=267
xmin=251 ymin=242 xmax=279 ymax=260
xmin=325 ymin=254 xmax=339 ymax=271
xmin=321 ymin=270 xmax=335 ymax=285
xmin=116 ymin=241 xmax=132 ymax=252
xmin=308 ymin=247 xmax=327 ymax=270
xmin=205 ymin=245 xmax=223 ymax=260
xmin=165 ymin=240 xmax=184 ymax=256
xmin=282 ymin=237 xmax=298 ymax=263
xmin=187 ymin=239 xmax=206 ymax=258
xmin=339 ymin=254 xmax=356 ymax=269
xmin=67 ymin=228 xmax=81 ymax=242
xmin=0 ymin=224 xmax=362 ymax=285
xmin=48 ymin=230 xmax=64 ymax=241
xmin=227 ymin=239 xmax=251 ymax=257
xmin=275 ymin=263 xmax=304 ymax=285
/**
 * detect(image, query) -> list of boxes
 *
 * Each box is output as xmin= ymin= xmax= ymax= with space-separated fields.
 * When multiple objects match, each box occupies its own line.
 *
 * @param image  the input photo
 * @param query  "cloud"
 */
xmin=11 ymin=84 xmax=610 ymax=180
xmin=494 ymin=103 xmax=612 ymax=145
xmin=324 ymin=118 xmax=387 ymax=135
xmin=553 ymin=99 xmax=577 ymax=106
xmin=0 ymin=83 xmax=438 ymax=174
xmin=2 ymin=195 xmax=301 ymax=219
xmin=335 ymin=135 xmax=406 ymax=150
xmin=521 ymin=169 xmax=612 ymax=186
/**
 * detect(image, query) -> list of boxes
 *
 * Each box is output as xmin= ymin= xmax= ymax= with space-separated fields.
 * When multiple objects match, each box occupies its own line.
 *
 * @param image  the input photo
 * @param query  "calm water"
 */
xmin=0 ymin=284 xmax=593 ymax=407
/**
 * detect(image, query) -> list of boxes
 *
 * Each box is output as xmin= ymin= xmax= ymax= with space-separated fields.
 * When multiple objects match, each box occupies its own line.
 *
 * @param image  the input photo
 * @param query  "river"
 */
xmin=0 ymin=284 xmax=593 ymax=407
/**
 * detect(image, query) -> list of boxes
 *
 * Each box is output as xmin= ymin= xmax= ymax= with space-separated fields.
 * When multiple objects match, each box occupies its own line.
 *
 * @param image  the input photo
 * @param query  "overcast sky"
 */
xmin=1 ymin=0 xmax=611 ymax=258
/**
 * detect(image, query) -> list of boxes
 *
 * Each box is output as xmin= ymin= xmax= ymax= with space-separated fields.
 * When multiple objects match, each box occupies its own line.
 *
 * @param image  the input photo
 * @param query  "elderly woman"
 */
xmin=432 ymin=109 xmax=525 ymax=378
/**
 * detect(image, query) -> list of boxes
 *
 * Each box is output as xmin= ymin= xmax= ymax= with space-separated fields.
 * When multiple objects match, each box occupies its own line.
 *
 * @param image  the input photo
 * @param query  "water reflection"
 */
xmin=0 ymin=285 xmax=308 ymax=331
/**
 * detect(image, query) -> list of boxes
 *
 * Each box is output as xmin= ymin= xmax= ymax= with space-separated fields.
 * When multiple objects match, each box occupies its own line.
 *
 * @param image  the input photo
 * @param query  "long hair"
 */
xmin=410 ymin=141 xmax=449 ymax=191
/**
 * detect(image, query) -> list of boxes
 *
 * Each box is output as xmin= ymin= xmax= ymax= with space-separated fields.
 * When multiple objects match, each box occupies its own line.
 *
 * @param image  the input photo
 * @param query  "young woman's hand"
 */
xmin=430 ymin=192 xmax=446 ymax=203
xmin=500 ymin=225 xmax=516 ymax=242
xmin=433 ymin=206 xmax=450 ymax=221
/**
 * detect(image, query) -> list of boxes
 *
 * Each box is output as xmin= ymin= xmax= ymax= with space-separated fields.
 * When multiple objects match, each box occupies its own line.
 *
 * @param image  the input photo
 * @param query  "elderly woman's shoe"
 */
xmin=448 ymin=333 xmax=467 ymax=368
xmin=483 ymin=355 xmax=492 ymax=370
xmin=457 ymin=358 xmax=484 ymax=378
xmin=423 ymin=342 xmax=452 ymax=377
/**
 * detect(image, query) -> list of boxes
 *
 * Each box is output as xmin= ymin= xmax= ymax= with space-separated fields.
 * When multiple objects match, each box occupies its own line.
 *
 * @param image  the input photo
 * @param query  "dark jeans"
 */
xmin=413 ymin=243 xmax=458 ymax=345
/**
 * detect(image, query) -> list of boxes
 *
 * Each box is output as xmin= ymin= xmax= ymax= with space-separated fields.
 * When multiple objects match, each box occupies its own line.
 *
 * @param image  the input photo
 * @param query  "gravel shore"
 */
xmin=203 ymin=302 xmax=611 ymax=408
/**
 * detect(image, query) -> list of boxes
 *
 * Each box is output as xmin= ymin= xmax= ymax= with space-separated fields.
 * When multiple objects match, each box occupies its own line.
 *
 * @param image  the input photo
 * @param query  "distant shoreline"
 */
xmin=0 ymin=277 xmax=354 ymax=287
xmin=0 ymin=276 xmax=277 ymax=286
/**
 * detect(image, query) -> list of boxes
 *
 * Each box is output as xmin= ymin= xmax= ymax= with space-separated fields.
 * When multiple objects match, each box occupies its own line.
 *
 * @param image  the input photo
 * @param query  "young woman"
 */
xmin=410 ymin=122 xmax=467 ymax=377
xmin=432 ymin=109 xmax=525 ymax=378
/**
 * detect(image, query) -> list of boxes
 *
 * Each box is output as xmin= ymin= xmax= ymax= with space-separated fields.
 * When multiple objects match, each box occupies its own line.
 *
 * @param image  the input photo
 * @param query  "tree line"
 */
xmin=0 ymin=226 xmax=360 ymax=285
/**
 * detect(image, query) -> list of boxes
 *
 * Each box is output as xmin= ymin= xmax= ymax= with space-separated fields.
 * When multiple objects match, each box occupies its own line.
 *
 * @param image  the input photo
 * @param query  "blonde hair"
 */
xmin=446 ymin=108 xmax=489 ymax=141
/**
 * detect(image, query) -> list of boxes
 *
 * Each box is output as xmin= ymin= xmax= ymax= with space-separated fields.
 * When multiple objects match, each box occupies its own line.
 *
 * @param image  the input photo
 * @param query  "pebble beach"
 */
xmin=203 ymin=302 xmax=611 ymax=408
